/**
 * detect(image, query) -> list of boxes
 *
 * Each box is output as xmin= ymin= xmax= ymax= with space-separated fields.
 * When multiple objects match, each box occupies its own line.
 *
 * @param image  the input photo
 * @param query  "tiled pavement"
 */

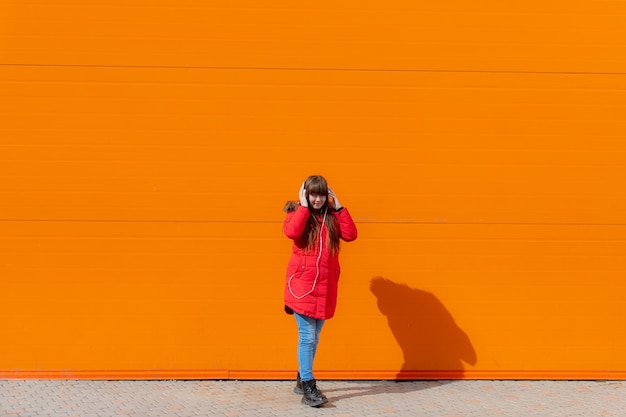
xmin=1 ymin=379 xmax=626 ymax=417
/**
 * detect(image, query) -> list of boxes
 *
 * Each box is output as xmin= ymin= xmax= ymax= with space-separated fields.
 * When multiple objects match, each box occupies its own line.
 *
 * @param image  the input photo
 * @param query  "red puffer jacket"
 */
xmin=283 ymin=205 xmax=358 ymax=320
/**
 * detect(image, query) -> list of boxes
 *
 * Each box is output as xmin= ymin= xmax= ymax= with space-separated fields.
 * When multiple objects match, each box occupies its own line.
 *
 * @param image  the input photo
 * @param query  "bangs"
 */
xmin=305 ymin=176 xmax=329 ymax=196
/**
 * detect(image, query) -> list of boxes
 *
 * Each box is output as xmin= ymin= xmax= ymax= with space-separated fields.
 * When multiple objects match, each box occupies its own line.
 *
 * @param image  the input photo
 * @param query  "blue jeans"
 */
xmin=294 ymin=312 xmax=325 ymax=381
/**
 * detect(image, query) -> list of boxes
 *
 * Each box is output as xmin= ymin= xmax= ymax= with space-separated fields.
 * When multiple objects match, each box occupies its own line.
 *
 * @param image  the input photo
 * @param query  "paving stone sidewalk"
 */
xmin=1 ymin=379 xmax=626 ymax=417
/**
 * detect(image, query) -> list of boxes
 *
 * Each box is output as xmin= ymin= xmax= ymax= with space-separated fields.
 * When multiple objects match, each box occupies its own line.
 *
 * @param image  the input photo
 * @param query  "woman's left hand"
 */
xmin=328 ymin=187 xmax=342 ymax=210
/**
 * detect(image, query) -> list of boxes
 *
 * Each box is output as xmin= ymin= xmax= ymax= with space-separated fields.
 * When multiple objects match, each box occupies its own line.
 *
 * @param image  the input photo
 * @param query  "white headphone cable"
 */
xmin=288 ymin=207 xmax=327 ymax=299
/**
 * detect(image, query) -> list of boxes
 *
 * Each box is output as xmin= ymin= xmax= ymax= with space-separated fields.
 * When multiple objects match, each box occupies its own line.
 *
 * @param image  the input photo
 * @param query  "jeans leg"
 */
xmin=294 ymin=313 xmax=325 ymax=381
xmin=311 ymin=319 xmax=325 ymax=364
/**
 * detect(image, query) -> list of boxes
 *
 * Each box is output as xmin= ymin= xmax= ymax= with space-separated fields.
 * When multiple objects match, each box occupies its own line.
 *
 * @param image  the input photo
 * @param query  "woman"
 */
xmin=283 ymin=175 xmax=358 ymax=407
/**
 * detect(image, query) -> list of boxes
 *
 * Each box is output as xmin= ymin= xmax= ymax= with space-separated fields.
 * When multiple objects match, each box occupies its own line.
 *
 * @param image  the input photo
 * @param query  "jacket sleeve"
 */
xmin=335 ymin=207 xmax=358 ymax=242
xmin=283 ymin=205 xmax=310 ymax=240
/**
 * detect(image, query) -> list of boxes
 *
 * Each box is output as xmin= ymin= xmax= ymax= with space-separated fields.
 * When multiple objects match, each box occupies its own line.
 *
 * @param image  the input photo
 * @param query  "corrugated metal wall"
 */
xmin=1 ymin=0 xmax=626 ymax=379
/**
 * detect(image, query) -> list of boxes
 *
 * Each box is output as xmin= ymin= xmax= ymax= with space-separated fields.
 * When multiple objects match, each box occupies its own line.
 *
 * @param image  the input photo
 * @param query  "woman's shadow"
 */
xmin=369 ymin=276 xmax=477 ymax=379
xmin=323 ymin=276 xmax=477 ymax=406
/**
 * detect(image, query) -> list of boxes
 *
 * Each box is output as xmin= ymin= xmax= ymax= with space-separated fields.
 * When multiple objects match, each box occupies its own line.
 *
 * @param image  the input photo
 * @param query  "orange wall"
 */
xmin=2 ymin=1 xmax=626 ymax=379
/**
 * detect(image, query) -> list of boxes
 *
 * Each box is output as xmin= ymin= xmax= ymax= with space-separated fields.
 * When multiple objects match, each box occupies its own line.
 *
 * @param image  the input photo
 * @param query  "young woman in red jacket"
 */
xmin=283 ymin=175 xmax=358 ymax=407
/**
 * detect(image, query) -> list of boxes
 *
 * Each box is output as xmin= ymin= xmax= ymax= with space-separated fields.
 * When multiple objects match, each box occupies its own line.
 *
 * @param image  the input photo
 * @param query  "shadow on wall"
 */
xmin=370 ymin=276 xmax=477 ymax=379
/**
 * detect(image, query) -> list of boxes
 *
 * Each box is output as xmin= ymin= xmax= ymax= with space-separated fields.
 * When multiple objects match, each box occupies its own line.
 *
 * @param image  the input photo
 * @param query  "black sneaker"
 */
xmin=301 ymin=379 xmax=328 ymax=407
xmin=294 ymin=372 xmax=303 ymax=395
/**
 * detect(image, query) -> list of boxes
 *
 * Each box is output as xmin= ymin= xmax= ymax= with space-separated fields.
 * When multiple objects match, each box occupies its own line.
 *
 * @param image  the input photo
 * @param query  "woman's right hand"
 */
xmin=328 ymin=187 xmax=342 ymax=210
xmin=299 ymin=182 xmax=308 ymax=207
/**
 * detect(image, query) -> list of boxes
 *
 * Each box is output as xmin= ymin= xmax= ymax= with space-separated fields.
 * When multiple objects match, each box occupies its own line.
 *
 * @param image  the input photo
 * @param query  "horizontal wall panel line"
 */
xmin=2 ymin=63 xmax=626 ymax=76
xmin=1 ymin=369 xmax=625 ymax=381
xmin=4 ymin=219 xmax=626 ymax=226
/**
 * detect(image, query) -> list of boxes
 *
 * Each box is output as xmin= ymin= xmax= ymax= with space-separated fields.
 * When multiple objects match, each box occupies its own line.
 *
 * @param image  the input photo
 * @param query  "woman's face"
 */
xmin=308 ymin=193 xmax=327 ymax=210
